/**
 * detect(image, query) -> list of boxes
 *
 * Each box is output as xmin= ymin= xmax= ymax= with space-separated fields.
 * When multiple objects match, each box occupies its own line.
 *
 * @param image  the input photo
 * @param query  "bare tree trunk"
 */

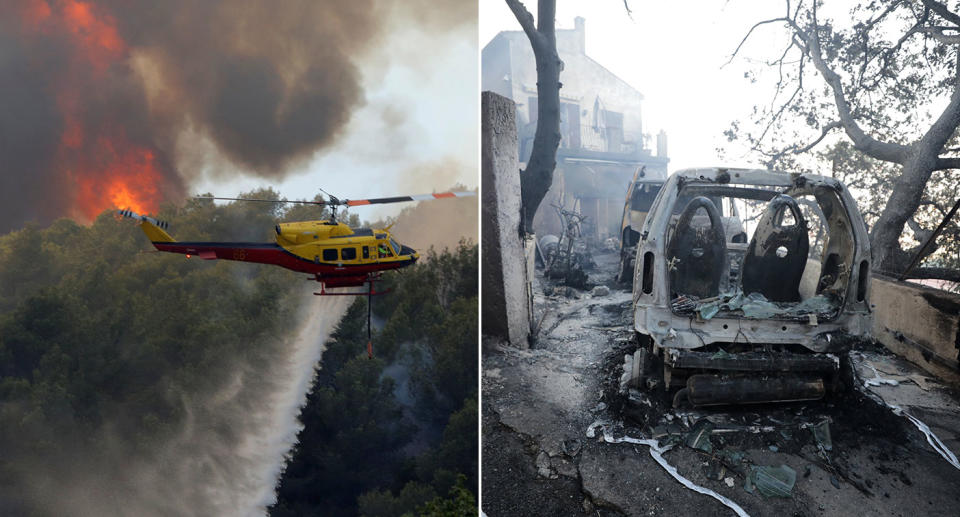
xmin=796 ymin=8 xmax=960 ymax=276
xmin=732 ymin=1 xmax=960 ymax=280
xmin=868 ymin=83 xmax=960 ymax=272
xmin=870 ymin=151 xmax=938 ymax=272
xmin=506 ymin=0 xmax=562 ymax=234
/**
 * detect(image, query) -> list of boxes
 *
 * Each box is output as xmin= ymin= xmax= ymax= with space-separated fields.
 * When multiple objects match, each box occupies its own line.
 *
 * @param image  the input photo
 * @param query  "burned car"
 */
xmin=623 ymin=168 xmax=873 ymax=407
xmin=617 ymin=166 xmax=666 ymax=284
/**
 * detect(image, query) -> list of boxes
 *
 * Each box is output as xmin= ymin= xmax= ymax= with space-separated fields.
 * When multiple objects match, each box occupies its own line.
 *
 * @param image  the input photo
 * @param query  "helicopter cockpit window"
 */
xmin=378 ymin=242 xmax=392 ymax=258
xmin=342 ymin=247 xmax=357 ymax=260
xmin=322 ymin=248 xmax=338 ymax=261
xmin=389 ymin=239 xmax=401 ymax=255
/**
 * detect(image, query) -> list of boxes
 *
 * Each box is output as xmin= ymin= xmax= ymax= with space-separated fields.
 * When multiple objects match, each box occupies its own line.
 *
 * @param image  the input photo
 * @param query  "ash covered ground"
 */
xmin=482 ymin=250 xmax=960 ymax=516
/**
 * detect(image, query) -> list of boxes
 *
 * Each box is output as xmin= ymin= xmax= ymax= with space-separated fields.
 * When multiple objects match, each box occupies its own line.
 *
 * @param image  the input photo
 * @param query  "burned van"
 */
xmin=618 ymin=166 xmax=665 ymax=284
xmin=623 ymin=168 xmax=873 ymax=407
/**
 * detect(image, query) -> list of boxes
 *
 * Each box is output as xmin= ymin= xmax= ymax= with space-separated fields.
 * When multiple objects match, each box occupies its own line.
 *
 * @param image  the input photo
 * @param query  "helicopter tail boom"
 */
xmin=118 ymin=209 xmax=175 ymax=243
xmin=139 ymin=220 xmax=176 ymax=243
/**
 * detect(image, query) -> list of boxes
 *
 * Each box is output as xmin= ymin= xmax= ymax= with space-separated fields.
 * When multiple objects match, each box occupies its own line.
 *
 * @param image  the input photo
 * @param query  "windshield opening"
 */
xmin=631 ymin=183 xmax=663 ymax=211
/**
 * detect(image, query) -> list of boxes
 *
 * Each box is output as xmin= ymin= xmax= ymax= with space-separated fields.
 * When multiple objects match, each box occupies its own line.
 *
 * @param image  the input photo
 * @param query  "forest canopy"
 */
xmin=0 ymin=192 xmax=477 ymax=516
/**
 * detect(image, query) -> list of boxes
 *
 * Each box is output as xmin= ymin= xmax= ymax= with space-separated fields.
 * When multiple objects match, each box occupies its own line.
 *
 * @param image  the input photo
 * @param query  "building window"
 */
xmin=602 ymin=110 xmax=623 ymax=152
xmin=560 ymin=102 xmax=581 ymax=149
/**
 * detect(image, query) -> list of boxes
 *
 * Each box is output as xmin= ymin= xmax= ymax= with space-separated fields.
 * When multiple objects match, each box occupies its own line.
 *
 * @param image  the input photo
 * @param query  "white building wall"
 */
xmin=487 ymin=19 xmax=648 ymax=156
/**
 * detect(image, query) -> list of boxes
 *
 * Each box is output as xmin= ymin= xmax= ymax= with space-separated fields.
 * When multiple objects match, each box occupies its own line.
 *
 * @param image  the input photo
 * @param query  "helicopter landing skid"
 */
xmin=313 ymin=286 xmax=392 ymax=296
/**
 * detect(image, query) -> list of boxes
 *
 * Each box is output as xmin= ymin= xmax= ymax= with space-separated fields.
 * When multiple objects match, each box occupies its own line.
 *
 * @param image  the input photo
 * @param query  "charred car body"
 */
xmin=623 ymin=168 xmax=873 ymax=407
xmin=618 ymin=166 xmax=666 ymax=284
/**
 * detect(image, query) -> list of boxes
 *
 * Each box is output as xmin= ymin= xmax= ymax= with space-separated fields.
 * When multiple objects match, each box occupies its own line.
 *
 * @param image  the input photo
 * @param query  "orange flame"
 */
xmin=19 ymin=0 xmax=170 ymax=222
xmin=71 ymin=137 xmax=164 ymax=218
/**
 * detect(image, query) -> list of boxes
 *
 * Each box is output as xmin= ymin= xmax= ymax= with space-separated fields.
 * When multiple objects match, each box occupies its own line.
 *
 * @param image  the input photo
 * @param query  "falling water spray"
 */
xmin=17 ymin=290 xmax=351 ymax=517
xmin=207 ymin=292 xmax=353 ymax=515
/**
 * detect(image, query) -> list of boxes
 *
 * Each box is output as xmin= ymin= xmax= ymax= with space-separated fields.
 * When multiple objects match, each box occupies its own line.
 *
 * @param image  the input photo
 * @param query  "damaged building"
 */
xmin=481 ymin=17 xmax=669 ymax=242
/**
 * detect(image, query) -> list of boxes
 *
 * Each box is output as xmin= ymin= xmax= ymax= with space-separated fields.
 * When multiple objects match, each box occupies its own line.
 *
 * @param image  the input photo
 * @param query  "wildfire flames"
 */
xmin=71 ymin=140 xmax=163 ymax=216
xmin=19 ymin=0 xmax=166 ymax=219
xmin=2 ymin=0 xmax=473 ymax=234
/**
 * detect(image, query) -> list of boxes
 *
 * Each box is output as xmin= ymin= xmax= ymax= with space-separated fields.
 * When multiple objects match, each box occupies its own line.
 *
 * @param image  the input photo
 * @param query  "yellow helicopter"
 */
xmin=120 ymin=189 xmax=475 ymax=357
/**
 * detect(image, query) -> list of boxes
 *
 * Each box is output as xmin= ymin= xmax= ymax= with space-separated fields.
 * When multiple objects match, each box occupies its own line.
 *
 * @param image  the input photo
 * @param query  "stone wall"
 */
xmin=481 ymin=91 xmax=530 ymax=347
xmin=870 ymin=275 xmax=960 ymax=384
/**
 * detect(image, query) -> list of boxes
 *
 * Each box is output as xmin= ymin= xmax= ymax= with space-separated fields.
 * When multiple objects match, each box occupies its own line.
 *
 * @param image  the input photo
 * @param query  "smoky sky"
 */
xmin=0 ymin=0 xmax=474 ymax=232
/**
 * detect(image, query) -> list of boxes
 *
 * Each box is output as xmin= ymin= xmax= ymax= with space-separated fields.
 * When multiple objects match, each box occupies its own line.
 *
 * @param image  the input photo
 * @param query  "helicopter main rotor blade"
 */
xmin=345 ymin=191 xmax=475 ymax=206
xmin=195 ymin=190 xmax=476 ymax=208
xmin=194 ymin=196 xmax=326 ymax=205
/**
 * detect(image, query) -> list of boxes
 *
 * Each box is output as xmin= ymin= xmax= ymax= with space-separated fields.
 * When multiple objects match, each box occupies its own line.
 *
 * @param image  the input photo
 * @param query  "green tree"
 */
xmin=729 ymin=0 xmax=960 ymax=280
xmin=0 ymin=194 xmax=306 ymax=513
xmin=271 ymin=245 xmax=478 ymax=517
xmin=416 ymin=475 xmax=477 ymax=517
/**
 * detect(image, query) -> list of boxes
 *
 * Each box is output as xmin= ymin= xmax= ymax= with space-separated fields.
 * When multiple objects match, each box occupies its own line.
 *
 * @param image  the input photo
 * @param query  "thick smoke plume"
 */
xmin=0 ymin=0 xmax=473 ymax=232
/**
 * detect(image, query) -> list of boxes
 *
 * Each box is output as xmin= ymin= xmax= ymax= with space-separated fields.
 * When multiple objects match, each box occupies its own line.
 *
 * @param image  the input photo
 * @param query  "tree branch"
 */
xmin=919 ymin=26 xmax=960 ymax=44
xmin=798 ymin=24 xmax=912 ymax=164
xmin=764 ymin=121 xmax=842 ymax=168
xmin=725 ymin=16 xmax=790 ymax=67
xmin=505 ymin=0 xmax=543 ymax=47
xmin=919 ymin=77 xmax=960 ymax=152
xmin=755 ymin=72 xmax=804 ymax=152
xmin=934 ymin=156 xmax=960 ymax=169
xmin=860 ymin=0 xmax=906 ymax=32
xmin=922 ymin=0 xmax=960 ymax=27
xmin=902 ymin=266 xmax=960 ymax=282
xmin=907 ymin=216 xmax=935 ymax=242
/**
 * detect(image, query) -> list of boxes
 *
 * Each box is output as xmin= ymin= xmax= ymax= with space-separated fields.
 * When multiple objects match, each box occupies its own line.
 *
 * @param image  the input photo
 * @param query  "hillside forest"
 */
xmin=0 ymin=190 xmax=477 ymax=516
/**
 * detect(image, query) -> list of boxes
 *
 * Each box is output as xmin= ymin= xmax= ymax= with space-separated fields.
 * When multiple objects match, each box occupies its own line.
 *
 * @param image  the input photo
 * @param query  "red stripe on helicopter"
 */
xmin=151 ymin=241 xmax=416 ymax=277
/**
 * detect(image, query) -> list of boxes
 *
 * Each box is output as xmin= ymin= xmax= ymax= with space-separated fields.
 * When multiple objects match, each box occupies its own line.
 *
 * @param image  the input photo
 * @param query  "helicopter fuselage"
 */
xmin=136 ymin=217 xmax=418 ymax=288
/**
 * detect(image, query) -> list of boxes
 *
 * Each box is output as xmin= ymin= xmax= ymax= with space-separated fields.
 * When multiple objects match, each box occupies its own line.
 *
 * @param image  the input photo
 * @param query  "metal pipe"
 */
xmin=686 ymin=374 xmax=825 ymax=407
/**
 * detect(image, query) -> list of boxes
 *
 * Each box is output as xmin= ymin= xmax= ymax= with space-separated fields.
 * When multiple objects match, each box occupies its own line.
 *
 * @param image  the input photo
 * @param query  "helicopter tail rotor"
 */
xmin=118 ymin=209 xmax=169 ymax=229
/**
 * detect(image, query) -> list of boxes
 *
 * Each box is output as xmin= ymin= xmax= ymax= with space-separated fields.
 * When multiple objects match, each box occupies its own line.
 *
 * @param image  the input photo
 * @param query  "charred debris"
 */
xmin=536 ymin=203 xmax=598 ymax=291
